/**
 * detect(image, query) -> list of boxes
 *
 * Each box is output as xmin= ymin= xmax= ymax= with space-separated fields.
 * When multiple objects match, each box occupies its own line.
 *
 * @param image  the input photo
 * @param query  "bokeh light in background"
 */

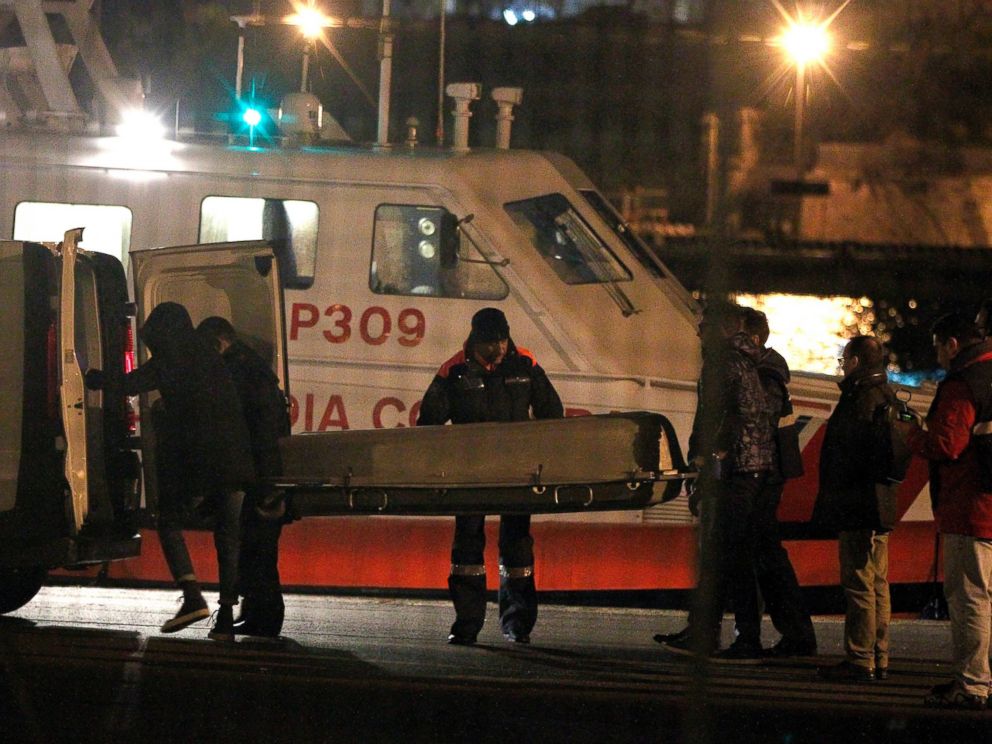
xmin=736 ymin=293 xmax=876 ymax=375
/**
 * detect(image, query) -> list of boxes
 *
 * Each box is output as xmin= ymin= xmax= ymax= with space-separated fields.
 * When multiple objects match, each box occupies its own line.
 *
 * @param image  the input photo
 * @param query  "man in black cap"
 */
xmin=418 ymin=307 xmax=564 ymax=645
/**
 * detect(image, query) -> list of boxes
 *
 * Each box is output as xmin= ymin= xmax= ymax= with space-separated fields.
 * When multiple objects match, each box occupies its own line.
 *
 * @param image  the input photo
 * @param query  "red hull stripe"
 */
xmin=59 ymin=519 xmax=939 ymax=591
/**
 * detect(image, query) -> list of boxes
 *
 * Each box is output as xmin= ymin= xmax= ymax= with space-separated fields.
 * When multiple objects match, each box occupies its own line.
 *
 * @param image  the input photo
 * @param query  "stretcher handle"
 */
xmin=554 ymin=484 xmax=594 ymax=507
xmin=347 ymin=488 xmax=389 ymax=512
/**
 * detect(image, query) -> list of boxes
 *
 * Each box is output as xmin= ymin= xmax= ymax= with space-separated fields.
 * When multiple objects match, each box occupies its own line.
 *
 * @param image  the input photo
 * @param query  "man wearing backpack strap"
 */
xmin=740 ymin=308 xmax=817 ymax=658
xmin=813 ymin=336 xmax=897 ymax=682
xmin=902 ymin=313 xmax=992 ymax=710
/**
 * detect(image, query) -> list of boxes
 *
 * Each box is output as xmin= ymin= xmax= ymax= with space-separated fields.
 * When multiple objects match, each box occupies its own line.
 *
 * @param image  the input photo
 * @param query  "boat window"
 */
xmin=199 ymin=196 xmax=318 ymax=289
xmin=579 ymin=189 xmax=668 ymax=280
xmin=370 ymin=204 xmax=508 ymax=299
xmin=13 ymin=202 xmax=132 ymax=264
xmin=504 ymin=193 xmax=631 ymax=285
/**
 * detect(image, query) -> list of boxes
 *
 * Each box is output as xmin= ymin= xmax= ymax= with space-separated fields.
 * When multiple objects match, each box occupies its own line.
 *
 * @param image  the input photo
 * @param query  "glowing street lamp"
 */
xmin=286 ymin=4 xmax=333 ymax=92
xmin=289 ymin=6 xmax=329 ymax=39
xmin=779 ymin=16 xmax=830 ymax=178
xmin=780 ymin=19 xmax=830 ymax=67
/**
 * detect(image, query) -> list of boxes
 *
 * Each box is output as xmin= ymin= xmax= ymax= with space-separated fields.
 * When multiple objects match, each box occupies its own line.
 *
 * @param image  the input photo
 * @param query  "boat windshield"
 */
xmin=504 ymin=193 xmax=630 ymax=285
xmin=578 ymin=189 xmax=669 ymax=280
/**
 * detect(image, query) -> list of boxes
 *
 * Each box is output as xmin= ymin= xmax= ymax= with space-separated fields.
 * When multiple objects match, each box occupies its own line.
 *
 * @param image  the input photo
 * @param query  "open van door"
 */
xmin=129 ymin=241 xmax=288 ymax=516
xmin=57 ymin=229 xmax=142 ymax=554
xmin=0 ymin=233 xmax=139 ymax=613
xmin=58 ymin=229 xmax=90 ymax=533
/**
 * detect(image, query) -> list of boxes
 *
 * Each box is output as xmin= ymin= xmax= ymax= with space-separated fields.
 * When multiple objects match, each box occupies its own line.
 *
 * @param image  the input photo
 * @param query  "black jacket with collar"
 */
xmin=417 ymin=337 xmax=563 ymax=426
xmin=812 ymin=365 xmax=898 ymax=532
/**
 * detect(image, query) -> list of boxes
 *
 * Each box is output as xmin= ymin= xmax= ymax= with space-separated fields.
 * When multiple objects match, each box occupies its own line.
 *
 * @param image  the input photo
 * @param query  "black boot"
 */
xmin=499 ymin=569 xmax=537 ymax=643
xmin=448 ymin=574 xmax=486 ymax=644
xmin=233 ymin=596 xmax=285 ymax=637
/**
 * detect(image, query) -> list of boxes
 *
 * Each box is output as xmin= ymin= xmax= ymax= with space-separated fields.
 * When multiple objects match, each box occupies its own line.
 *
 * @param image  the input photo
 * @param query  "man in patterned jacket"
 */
xmin=417 ymin=308 xmax=563 ymax=646
xmin=660 ymin=301 xmax=774 ymax=661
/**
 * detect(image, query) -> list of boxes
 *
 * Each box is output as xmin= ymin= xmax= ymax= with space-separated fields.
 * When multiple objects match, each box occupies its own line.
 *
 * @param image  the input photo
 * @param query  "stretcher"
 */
xmin=275 ymin=412 xmax=691 ymax=515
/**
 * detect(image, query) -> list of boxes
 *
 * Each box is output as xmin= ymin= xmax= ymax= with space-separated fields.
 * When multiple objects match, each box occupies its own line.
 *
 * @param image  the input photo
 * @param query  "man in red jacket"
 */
xmin=902 ymin=312 xmax=992 ymax=709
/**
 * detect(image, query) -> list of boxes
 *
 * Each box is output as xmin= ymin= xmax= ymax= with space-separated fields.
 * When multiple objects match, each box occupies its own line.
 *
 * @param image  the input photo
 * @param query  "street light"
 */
xmin=229 ymin=3 xmax=390 ymax=145
xmin=288 ymin=6 xmax=329 ymax=39
xmin=778 ymin=15 xmax=830 ymax=179
xmin=286 ymin=4 xmax=333 ymax=93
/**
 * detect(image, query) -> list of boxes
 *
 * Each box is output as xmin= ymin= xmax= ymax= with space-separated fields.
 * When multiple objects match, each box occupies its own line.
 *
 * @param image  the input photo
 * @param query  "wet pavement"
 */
xmin=0 ymin=586 xmax=987 ymax=743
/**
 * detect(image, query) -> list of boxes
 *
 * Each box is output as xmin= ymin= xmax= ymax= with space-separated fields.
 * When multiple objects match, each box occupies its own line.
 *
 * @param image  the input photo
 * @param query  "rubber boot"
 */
xmin=499 ymin=572 xmax=537 ymax=641
xmin=448 ymin=574 xmax=486 ymax=644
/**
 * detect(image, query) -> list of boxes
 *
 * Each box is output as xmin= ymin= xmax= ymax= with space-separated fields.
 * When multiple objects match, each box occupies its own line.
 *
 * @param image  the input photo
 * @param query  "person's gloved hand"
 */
xmin=84 ymin=368 xmax=106 ymax=390
xmin=687 ymin=481 xmax=701 ymax=517
xmin=256 ymin=489 xmax=286 ymax=521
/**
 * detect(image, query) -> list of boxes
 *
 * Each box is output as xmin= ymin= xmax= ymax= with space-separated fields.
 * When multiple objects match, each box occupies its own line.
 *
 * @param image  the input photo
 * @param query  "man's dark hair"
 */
xmin=743 ymin=307 xmax=770 ymax=346
xmin=701 ymin=301 xmax=744 ymax=336
xmin=196 ymin=316 xmax=237 ymax=347
xmin=846 ymin=335 xmax=885 ymax=370
xmin=932 ymin=313 xmax=983 ymax=346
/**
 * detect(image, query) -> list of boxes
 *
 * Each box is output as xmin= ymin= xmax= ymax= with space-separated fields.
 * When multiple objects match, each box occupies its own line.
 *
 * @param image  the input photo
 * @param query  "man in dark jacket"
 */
xmin=660 ymin=302 xmax=774 ymax=661
xmin=87 ymin=302 xmax=255 ymax=641
xmin=739 ymin=308 xmax=817 ymax=657
xmin=902 ymin=313 xmax=992 ymax=709
xmin=198 ymin=316 xmax=291 ymax=638
xmin=813 ymin=335 xmax=897 ymax=681
xmin=417 ymin=308 xmax=563 ymax=645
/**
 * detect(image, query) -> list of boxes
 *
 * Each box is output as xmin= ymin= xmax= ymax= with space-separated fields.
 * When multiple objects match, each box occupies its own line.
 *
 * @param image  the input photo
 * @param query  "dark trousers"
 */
xmin=237 ymin=488 xmax=285 ymax=630
xmin=448 ymin=513 xmax=536 ymax=639
xmin=736 ymin=479 xmax=816 ymax=646
xmin=690 ymin=472 xmax=765 ymax=651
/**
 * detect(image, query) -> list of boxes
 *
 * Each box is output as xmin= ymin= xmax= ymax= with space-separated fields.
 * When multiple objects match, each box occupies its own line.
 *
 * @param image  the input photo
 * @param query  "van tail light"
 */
xmin=123 ymin=322 xmax=138 ymax=435
xmin=46 ymin=321 xmax=59 ymax=424
xmin=124 ymin=324 xmax=136 ymax=373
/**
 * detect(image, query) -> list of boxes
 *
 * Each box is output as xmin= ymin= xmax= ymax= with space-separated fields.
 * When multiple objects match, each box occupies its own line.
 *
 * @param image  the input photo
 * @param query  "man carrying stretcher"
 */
xmin=417 ymin=308 xmax=563 ymax=646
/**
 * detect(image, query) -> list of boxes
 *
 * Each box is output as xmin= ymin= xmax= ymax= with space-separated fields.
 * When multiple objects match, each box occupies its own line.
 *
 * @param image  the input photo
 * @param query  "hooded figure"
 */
xmin=129 ymin=302 xmax=255 ymax=493
xmin=417 ymin=307 xmax=563 ymax=645
xmin=87 ymin=301 xmax=254 ymax=640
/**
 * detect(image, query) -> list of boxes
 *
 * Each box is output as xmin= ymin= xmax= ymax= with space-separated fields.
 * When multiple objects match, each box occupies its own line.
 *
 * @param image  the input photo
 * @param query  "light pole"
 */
xmin=290 ymin=6 xmax=329 ymax=93
xmin=779 ymin=15 xmax=830 ymax=180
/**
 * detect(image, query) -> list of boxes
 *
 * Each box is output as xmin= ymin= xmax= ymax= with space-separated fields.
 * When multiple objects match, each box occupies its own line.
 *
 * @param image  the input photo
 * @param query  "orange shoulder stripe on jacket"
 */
xmin=437 ymin=350 xmax=466 ymax=378
xmin=516 ymin=346 xmax=537 ymax=365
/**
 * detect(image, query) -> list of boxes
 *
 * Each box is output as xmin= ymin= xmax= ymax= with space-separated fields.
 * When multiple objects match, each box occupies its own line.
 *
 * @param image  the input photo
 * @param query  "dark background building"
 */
xmin=92 ymin=0 xmax=992 ymax=374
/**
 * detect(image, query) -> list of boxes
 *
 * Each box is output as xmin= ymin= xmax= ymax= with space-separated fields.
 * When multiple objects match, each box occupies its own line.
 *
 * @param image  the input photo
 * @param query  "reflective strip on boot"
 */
xmin=450 ymin=563 xmax=486 ymax=577
xmin=499 ymin=564 xmax=534 ymax=579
